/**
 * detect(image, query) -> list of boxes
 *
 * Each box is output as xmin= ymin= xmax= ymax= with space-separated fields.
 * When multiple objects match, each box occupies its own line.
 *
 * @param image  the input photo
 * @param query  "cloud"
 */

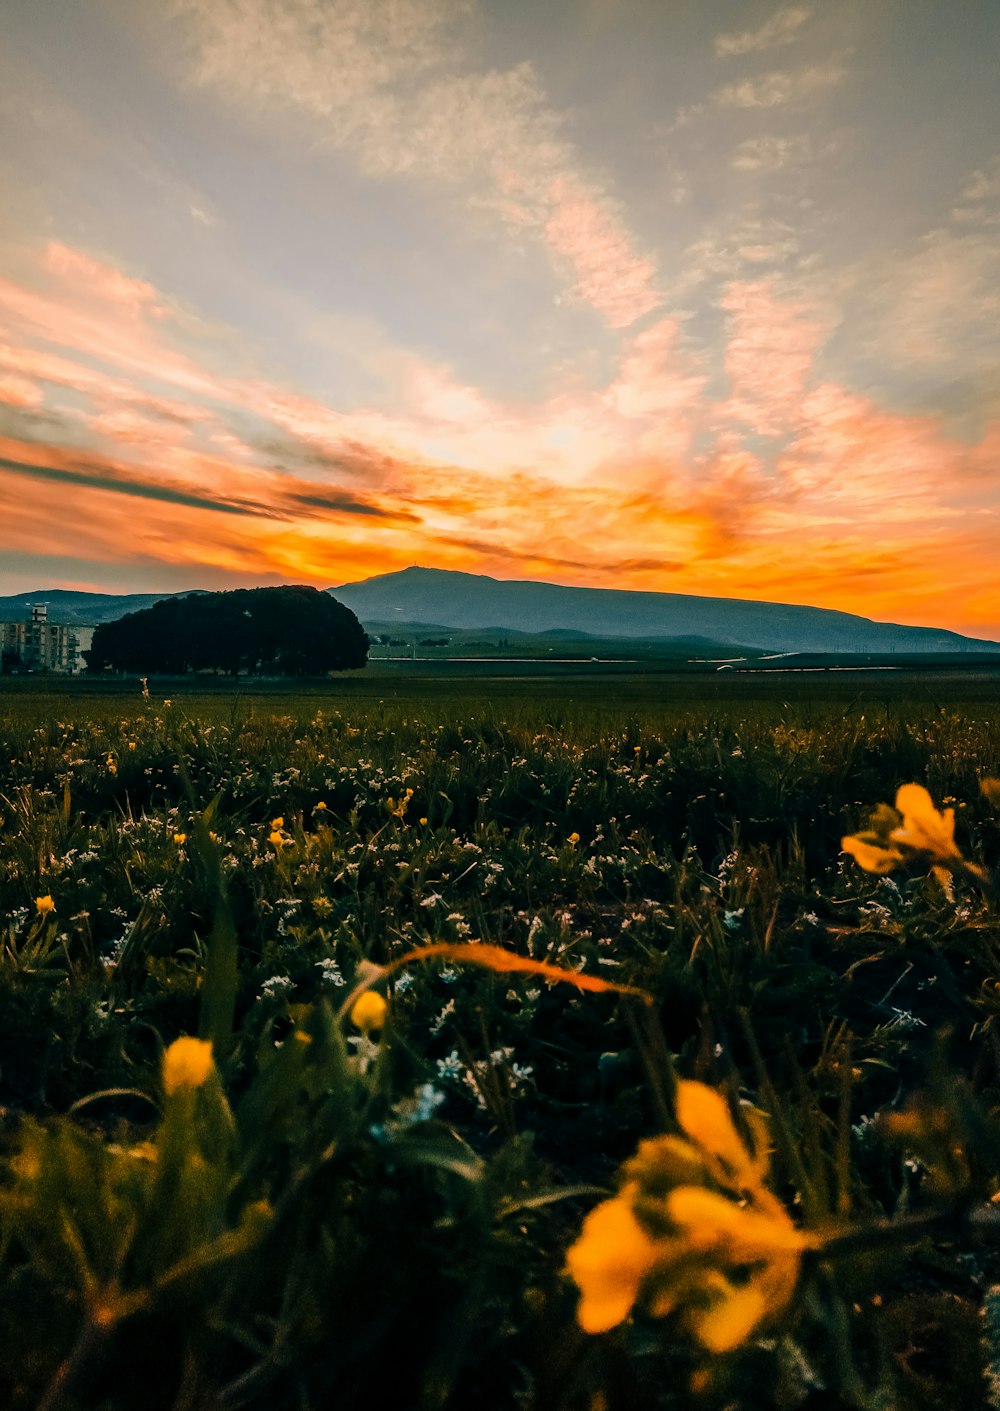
xmin=719 ymin=278 xmax=829 ymax=436
xmin=544 ymin=177 xmax=661 ymax=328
xmin=960 ymin=155 xmax=1000 ymax=204
xmin=1 ymin=236 xmax=999 ymax=636
xmin=732 ymin=135 xmax=811 ymax=172
xmin=827 ymin=226 xmax=1000 ymax=404
xmin=0 ymin=374 xmax=44 ymax=409
xmin=715 ymin=7 xmax=811 ymax=57
xmin=172 ymin=0 xmax=660 ymax=326
xmin=0 ymin=446 xmax=264 ymax=518
xmin=714 ymin=61 xmax=845 ymax=108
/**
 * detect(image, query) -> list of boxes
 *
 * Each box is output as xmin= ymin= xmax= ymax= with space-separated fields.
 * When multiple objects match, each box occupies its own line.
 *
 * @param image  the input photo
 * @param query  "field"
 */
xmin=3 ymin=667 xmax=1000 ymax=1411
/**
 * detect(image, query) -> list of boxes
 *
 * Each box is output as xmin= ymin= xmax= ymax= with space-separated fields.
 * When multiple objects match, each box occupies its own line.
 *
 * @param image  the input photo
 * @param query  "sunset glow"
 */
xmin=1 ymin=1 xmax=998 ymax=634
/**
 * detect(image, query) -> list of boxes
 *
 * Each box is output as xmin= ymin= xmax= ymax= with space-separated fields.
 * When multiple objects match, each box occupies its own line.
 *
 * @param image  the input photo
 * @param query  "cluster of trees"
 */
xmin=86 ymin=586 xmax=369 ymax=676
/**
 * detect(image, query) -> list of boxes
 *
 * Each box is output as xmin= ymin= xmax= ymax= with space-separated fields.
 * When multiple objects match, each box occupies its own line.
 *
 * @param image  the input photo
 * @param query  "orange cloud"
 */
xmin=0 ymin=238 xmax=998 ymax=638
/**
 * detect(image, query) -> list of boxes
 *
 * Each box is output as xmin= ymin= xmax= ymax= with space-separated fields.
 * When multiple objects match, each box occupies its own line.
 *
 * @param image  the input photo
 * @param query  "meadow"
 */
xmin=2 ymin=667 xmax=1000 ymax=1411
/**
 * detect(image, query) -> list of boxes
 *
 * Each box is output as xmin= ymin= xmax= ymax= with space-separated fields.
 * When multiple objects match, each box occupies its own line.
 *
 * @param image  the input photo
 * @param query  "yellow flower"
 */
xmin=314 ymin=801 xmax=328 ymax=811
xmin=843 ymin=785 xmax=966 ymax=876
xmin=841 ymin=833 xmax=904 ymax=874
xmin=271 ymin=816 xmax=284 ymax=830
xmin=386 ymin=788 xmax=414 ymax=819
xmin=35 ymin=894 xmax=55 ymax=915
xmin=173 ymin=832 xmax=187 ymax=845
xmin=419 ymin=816 xmax=428 ymax=826
xmin=889 ymin=784 xmax=962 ymax=863
xmin=350 ymin=990 xmax=388 ymax=1033
xmin=664 ymin=1186 xmax=810 ymax=1351
xmin=674 ymin=1080 xmax=761 ymax=1187
xmin=565 ymin=1188 xmax=665 ymax=1333
xmin=568 ymin=832 xmax=581 ymax=845
xmin=567 ymin=1080 xmax=812 ymax=1351
xmin=162 ymin=1036 xmax=214 ymax=1094
xmin=268 ymin=829 xmax=286 ymax=849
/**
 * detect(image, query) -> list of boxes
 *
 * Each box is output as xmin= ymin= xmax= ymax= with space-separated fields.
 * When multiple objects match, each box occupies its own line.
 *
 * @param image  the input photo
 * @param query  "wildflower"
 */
xmin=419 ymin=816 xmax=428 ymax=825
xmin=35 ymin=894 xmax=55 ymax=915
xmin=841 ymin=801 xmax=906 ymax=874
xmin=173 ymin=832 xmax=187 ymax=845
xmin=271 ymin=816 xmax=284 ymax=830
xmin=162 ymin=1036 xmax=214 ymax=1094
xmin=386 ymin=787 xmax=414 ymax=819
xmin=314 ymin=800 xmax=328 ymax=811
xmin=568 ymin=832 xmax=581 ymax=846
xmin=843 ymin=785 xmax=967 ymax=877
xmin=350 ymin=990 xmax=388 ymax=1033
xmin=315 ymin=957 xmax=345 ymax=987
xmin=566 ymin=1081 xmax=812 ymax=1351
xmin=567 ymin=1188 xmax=664 ymax=1333
xmin=260 ymin=974 xmax=294 ymax=999
xmin=889 ymin=784 xmax=961 ymax=863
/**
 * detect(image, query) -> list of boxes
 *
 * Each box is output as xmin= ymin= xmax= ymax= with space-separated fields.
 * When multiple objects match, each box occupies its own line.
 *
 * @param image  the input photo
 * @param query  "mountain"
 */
xmin=0 ymin=589 xmax=204 ymax=626
xmin=2 ymin=571 xmax=996 ymax=656
xmin=331 ymin=567 xmax=1000 ymax=655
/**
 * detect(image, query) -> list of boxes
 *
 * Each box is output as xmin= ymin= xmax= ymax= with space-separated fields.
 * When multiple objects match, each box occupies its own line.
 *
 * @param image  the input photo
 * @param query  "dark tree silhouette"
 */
xmin=86 ymin=587 xmax=369 ymax=676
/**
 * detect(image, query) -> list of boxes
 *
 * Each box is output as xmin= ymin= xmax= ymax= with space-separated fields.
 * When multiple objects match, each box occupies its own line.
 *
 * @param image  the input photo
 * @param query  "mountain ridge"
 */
xmin=329 ymin=566 xmax=998 ymax=655
xmin=1 ymin=570 xmax=996 ymax=655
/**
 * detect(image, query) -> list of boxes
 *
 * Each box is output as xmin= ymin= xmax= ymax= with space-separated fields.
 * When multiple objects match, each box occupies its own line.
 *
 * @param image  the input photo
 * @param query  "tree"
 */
xmin=86 ymin=587 xmax=369 ymax=676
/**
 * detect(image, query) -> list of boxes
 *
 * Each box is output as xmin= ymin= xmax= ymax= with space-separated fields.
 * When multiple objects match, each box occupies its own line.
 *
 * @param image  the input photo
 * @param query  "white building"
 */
xmin=0 ymin=605 xmax=95 ymax=674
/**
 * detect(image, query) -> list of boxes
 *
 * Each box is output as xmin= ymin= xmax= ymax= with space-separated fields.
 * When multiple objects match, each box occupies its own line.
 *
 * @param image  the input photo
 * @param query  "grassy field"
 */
xmin=2 ymin=669 xmax=1000 ymax=1410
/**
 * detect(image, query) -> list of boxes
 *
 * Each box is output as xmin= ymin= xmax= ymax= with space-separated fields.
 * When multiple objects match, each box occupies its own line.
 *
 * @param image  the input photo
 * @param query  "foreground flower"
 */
xmin=842 ymin=784 xmax=969 ymax=878
xmin=350 ymin=991 xmax=388 ymax=1033
xmin=889 ymin=784 xmax=961 ymax=863
xmin=566 ymin=1080 xmax=813 ymax=1351
xmin=566 ymin=1186 xmax=663 ymax=1333
xmin=35 ymin=895 xmax=55 ymax=915
xmin=162 ymin=1037 xmax=215 ymax=1094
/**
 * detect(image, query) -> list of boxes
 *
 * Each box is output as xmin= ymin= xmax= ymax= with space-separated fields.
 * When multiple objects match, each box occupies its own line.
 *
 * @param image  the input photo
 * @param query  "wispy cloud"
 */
xmin=715 ymin=6 xmax=811 ymax=58
xmin=173 ymin=0 xmax=660 ymax=326
xmin=719 ymin=278 xmax=829 ymax=436
xmin=714 ymin=61 xmax=845 ymax=109
xmin=1 ymin=236 xmax=999 ymax=635
xmin=732 ymin=135 xmax=811 ymax=172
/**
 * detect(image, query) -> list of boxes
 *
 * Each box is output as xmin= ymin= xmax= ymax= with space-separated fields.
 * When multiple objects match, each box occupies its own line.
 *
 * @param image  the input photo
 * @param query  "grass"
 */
xmin=1 ymin=670 xmax=1000 ymax=1410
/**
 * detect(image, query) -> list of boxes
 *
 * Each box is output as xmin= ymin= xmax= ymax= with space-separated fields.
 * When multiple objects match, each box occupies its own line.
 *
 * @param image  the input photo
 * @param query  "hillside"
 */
xmin=331 ymin=567 xmax=1000 ymax=656
xmin=0 ymin=589 xmax=205 ymax=626
xmin=2 ymin=571 xmax=997 ymax=657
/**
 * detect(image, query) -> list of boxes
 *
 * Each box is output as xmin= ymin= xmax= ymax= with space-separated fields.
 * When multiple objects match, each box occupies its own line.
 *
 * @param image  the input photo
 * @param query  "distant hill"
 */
xmin=331 ymin=567 xmax=1000 ymax=656
xmin=2 ymin=570 xmax=997 ymax=657
xmin=0 ymin=589 xmax=204 ymax=626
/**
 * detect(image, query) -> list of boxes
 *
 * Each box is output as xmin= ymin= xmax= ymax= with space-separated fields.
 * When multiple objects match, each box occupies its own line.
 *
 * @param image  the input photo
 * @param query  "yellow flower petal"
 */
xmin=566 ymin=1194 xmax=663 ymax=1333
xmin=666 ymin=1186 xmax=808 ymax=1260
xmin=675 ymin=1081 xmax=754 ymax=1180
xmin=891 ymin=784 xmax=961 ymax=862
xmin=841 ymin=834 xmax=904 ymax=874
xmin=687 ymin=1271 xmax=770 ymax=1352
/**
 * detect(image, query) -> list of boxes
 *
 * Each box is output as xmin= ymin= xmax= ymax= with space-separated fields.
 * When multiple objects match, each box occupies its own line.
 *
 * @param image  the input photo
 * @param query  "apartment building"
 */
xmin=0 ymin=605 xmax=95 ymax=674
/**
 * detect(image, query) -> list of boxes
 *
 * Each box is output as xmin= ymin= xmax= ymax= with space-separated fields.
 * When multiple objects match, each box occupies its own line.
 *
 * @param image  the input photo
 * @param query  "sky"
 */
xmin=1 ymin=0 xmax=998 ymax=637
